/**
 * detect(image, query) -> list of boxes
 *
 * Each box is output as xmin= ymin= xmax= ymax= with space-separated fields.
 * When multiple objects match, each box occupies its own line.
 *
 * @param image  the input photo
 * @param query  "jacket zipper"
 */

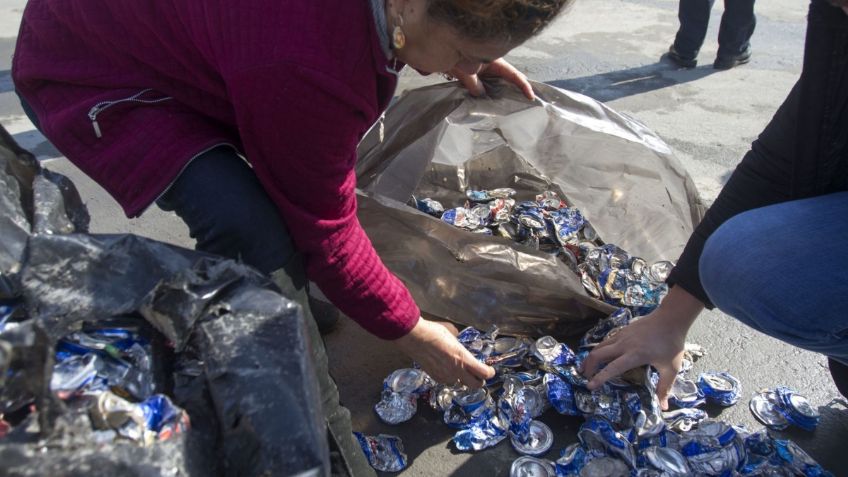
xmin=138 ymin=142 xmax=238 ymax=217
xmin=87 ymin=89 xmax=173 ymax=139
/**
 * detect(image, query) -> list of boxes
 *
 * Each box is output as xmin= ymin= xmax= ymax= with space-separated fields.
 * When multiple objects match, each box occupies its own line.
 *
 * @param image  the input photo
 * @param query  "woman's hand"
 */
xmin=393 ymin=318 xmax=495 ymax=388
xmin=448 ymin=58 xmax=535 ymax=101
xmin=580 ymin=286 xmax=705 ymax=409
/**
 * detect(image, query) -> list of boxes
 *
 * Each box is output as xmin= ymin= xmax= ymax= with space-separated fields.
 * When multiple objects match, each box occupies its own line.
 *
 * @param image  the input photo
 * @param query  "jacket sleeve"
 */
xmin=667 ymin=81 xmax=800 ymax=307
xmin=226 ymin=63 xmax=420 ymax=339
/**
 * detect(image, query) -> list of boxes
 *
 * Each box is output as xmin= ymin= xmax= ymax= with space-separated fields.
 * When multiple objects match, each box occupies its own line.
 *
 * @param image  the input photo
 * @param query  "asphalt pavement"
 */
xmin=1 ymin=0 xmax=846 ymax=475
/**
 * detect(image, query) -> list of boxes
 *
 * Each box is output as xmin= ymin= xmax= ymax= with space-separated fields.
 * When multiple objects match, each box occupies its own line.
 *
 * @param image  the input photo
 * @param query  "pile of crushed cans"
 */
xmin=409 ymin=189 xmax=673 ymax=313
xmin=0 ymin=302 xmax=189 ymax=446
xmin=358 ymin=307 xmax=831 ymax=476
xmin=347 ymin=188 xmax=835 ymax=475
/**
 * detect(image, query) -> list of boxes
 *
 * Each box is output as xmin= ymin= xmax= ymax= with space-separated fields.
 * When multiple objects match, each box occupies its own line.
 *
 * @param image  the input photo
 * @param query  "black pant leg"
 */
xmin=717 ymin=0 xmax=757 ymax=58
xmin=674 ymin=0 xmax=717 ymax=57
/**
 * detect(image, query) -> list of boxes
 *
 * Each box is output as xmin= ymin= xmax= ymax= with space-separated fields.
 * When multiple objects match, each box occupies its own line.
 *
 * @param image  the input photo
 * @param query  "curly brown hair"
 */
xmin=427 ymin=0 xmax=575 ymax=43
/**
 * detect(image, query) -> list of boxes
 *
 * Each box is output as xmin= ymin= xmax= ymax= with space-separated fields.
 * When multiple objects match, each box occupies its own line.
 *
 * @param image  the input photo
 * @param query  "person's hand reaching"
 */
xmin=448 ymin=58 xmax=535 ymax=101
xmin=580 ymin=286 xmax=705 ymax=409
xmin=393 ymin=318 xmax=495 ymax=388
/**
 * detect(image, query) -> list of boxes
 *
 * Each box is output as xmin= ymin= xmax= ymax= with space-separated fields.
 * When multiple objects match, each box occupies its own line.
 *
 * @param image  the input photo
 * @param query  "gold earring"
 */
xmin=392 ymin=14 xmax=406 ymax=50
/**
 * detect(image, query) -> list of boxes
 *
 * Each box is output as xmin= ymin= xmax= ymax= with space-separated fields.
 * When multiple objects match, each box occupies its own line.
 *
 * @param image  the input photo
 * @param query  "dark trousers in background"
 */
xmin=674 ymin=0 xmax=756 ymax=59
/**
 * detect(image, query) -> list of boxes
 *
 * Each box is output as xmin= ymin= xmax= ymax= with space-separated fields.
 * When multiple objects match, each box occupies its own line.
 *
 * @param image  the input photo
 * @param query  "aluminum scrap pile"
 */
xmin=362 ymin=307 xmax=831 ymax=476
xmin=1 ymin=309 xmax=189 ymax=446
xmin=411 ymin=189 xmax=673 ymax=313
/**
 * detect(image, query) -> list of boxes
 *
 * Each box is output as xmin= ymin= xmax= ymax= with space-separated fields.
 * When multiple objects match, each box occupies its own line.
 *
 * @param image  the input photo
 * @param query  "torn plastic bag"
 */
xmin=0 ymin=126 xmax=329 ymax=476
xmin=4 ymin=238 xmax=329 ymax=476
xmin=0 ymin=126 xmax=88 ymax=300
xmin=356 ymin=81 xmax=705 ymax=337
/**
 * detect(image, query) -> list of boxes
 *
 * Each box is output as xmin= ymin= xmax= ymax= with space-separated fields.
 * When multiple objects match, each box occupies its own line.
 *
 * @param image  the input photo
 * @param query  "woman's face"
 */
xmin=390 ymin=0 xmax=518 ymax=74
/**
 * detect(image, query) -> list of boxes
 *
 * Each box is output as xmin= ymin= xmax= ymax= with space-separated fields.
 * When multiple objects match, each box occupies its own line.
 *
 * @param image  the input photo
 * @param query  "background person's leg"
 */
xmin=156 ymin=148 xmax=375 ymax=476
xmin=673 ymin=0 xmax=716 ymax=59
xmin=715 ymin=0 xmax=756 ymax=68
xmin=699 ymin=192 xmax=848 ymax=367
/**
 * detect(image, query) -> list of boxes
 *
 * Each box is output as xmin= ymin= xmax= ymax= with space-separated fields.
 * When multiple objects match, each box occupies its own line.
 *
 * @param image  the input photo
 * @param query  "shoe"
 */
xmin=829 ymin=358 xmax=848 ymax=398
xmin=713 ymin=47 xmax=752 ymax=70
xmin=664 ymin=45 xmax=697 ymax=69
xmin=308 ymin=294 xmax=341 ymax=335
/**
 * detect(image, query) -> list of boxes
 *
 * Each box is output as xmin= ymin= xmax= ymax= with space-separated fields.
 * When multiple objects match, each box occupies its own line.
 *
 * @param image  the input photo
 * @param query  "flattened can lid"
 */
xmin=511 ymin=420 xmax=554 ymax=457
xmin=509 ymin=456 xmax=556 ymax=477
xmin=749 ymin=391 xmax=789 ymax=430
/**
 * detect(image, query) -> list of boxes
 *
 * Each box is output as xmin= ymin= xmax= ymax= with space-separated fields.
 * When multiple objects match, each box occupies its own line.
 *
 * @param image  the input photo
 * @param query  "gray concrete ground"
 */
xmin=2 ymin=0 xmax=846 ymax=475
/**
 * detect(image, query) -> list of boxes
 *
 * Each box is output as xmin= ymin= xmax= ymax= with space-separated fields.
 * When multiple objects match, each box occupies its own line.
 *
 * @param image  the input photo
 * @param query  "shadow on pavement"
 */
xmin=546 ymin=59 xmax=718 ymax=103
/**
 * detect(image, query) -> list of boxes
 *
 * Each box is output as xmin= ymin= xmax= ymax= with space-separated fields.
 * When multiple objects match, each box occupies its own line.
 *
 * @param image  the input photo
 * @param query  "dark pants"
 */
xmin=674 ymin=0 xmax=756 ymax=59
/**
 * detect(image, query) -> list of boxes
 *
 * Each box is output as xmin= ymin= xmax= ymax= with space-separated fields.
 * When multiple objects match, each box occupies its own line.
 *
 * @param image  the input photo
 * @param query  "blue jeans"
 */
xmin=674 ymin=0 xmax=756 ymax=59
xmin=699 ymin=192 xmax=848 ymax=365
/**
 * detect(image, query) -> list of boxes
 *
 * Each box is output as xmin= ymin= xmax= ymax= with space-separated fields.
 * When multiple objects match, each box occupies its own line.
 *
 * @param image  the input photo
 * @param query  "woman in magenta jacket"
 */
xmin=13 ymin=0 xmax=573 ymax=472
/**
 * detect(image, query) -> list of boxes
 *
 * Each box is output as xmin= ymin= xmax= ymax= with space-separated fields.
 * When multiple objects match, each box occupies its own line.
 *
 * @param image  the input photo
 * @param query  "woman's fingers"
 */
xmin=580 ymin=341 xmax=623 ymax=378
xmin=655 ymin=365 xmax=678 ymax=410
xmin=481 ymin=59 xmax=534 ymax=100
xmin=452 ymin=70 xmax=485 ymax=96
xmin=586 ymin=352 xmax=642 ymax=390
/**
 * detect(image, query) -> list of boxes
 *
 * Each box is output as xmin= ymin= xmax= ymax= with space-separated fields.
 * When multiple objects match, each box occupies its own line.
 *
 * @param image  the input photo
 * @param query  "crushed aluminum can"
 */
xmin=698 ymin=371 xmax=741 ymax=406
xmin=445 ymin=387 xmax=492 ymax=429
xmin=486 ymin=337 xmax=529 ymax=368
xmin=429 ymin=384 xmax=460 ymax=412
xmin=457 ymin=327 xmax=485 ymax=353
xmin=577 ymin=417 xmax=636 ymax=469
xmin=531 ymin=336 xmax=575 ymax=366
xmin=774 ymin=386 xmax=820 ymax=431
xmin=749 ymin=389 xmax=790 ymax=430
xmin=517 ymin=208 xmax=547 ymax=231
xmin=575 ymin=388 xmax=623 ymax=424
xmin=412 ymin=197 xmax=445 ymax=217
xmin=470 ymin=203 xmax=494 ymax=225
xmin=633 ymin=423 xmax=679 ymax=451
xmin=772 ymin=439 xmax=831 ymax=476
xmin=549 ymin=207 xmax=585 ymax=246
xmin=535 ymin=190 xmax=566 ymax=210
xmin=680 ymin=420 xmax=737 ymax=451
xmin=579 ymin=456 xmax=630 ymax=477
xmin=513 ymin=369 xmax=544 ymax=387
xmin=579 ymin=263 xmax=603 ymax=299
xmin=648 ymin=261 xmax=674 ymax=283
xmin=375 ymin=389 xmax=418 ymax=425
xmin=510 ymin=456 xmax=557 ymax=477
xmin=668 ymin=376 xmax=705 ymax=409
xmin=467 ymin=188 xmax=517 ymax=202
xmin=50 ymin=353 xmax=103 ymax=397
xmin=354 ymin=433 xmax=408 ymax=473
xmin=544 ymin=373 xmax=579 ymax=416
xmin=683 ymin=435 xmax=746 ymax=476
xmin=662 ymin=408 xmax=707 ymax=433
xmin=442 ymin=207 xmax=482 ymax=230
xmin=385 ymin=368 xmax=432 ymax=395
xmin=554 ymin=443 xmax=586 ymax=475
xmin=579 ymin=308 xmax=632 ymax=350
xmin=453 ymin=408 xmax=508 ymax=452
xmin=510 ymin=420 xmax=554 ymax=457
xmin=138 ymin=394 xmax=190 ymax=439
xmin=643 ymin=446 xmax=689 ymax=476
xmin=680 ymin=420 xmax=741 ymax=475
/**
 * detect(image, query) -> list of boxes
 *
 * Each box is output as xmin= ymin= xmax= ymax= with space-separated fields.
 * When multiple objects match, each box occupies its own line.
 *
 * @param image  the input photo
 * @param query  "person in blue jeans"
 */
xmin=666 ymin=0 xmax=757 ymax=69
xmin=584 ymin=0 xmax=848 ymax=405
